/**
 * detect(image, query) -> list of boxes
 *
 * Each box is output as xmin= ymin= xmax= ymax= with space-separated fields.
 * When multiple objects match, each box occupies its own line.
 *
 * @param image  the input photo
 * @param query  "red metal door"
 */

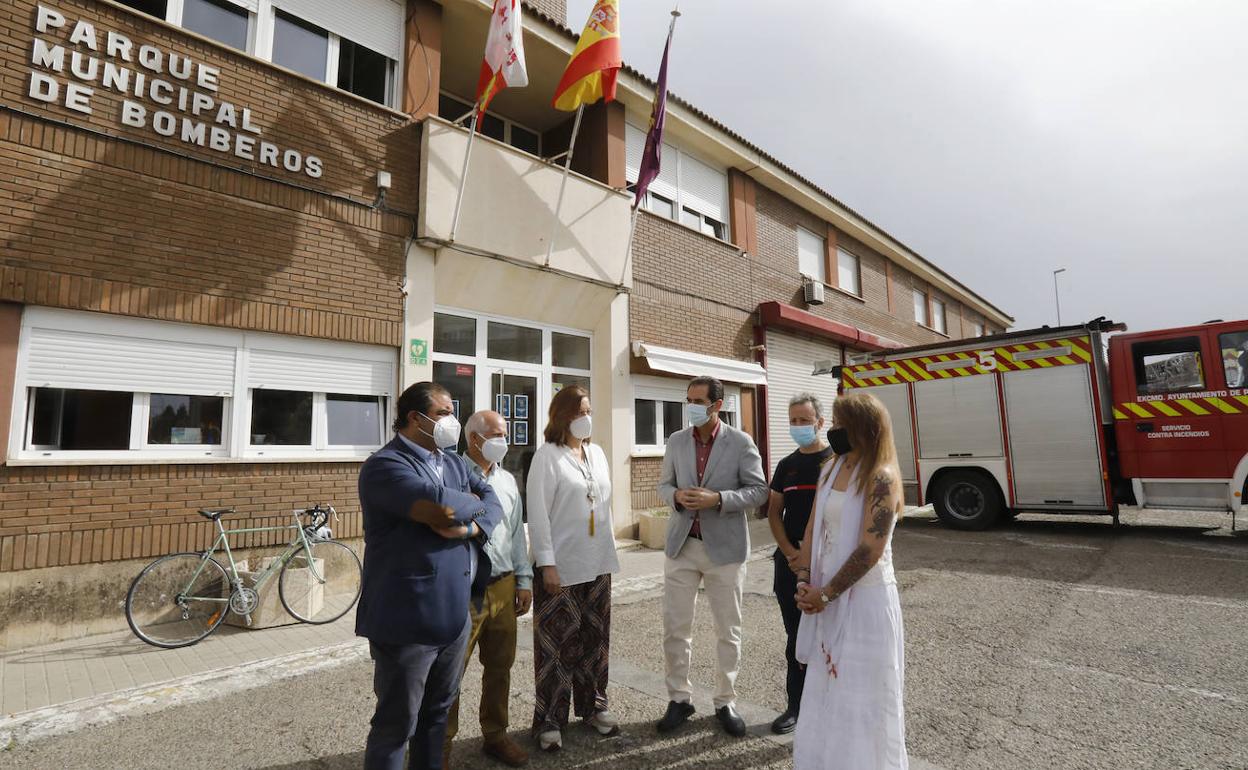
xmin=1111 ymin=331 xmax=1228 ymax=480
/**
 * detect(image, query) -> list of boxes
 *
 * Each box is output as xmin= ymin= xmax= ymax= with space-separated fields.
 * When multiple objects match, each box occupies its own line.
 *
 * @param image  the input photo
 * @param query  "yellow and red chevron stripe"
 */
xmin=843 ymin=337 xmax=1094 ymax=389
xmin=1112 ymin=394 xmax=1248 ymax=420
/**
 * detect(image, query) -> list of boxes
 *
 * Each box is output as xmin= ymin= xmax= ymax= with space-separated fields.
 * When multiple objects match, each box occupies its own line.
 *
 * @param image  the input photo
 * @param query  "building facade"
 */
xmin=0 ymin=0 xmax=1008 ymax=647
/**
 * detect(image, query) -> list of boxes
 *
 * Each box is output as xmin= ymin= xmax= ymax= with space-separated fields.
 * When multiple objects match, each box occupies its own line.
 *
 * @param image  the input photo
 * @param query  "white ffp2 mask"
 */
xmin=569 ymin=415 xmax=593 ymax=440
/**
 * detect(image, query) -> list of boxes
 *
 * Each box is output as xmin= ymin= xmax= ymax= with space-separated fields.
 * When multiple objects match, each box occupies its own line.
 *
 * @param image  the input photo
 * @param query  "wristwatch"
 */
xmin=819 ymin=589 xmax=831 ymax=604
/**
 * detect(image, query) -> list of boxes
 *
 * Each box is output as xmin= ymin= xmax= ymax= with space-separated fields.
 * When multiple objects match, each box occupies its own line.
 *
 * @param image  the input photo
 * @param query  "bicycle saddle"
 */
xmin=197 ymin=507 xmax=236 ymax=520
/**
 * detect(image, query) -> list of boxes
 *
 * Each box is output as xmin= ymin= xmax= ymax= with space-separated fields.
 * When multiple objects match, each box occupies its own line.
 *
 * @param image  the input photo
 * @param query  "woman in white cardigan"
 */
xmin=526 ymin=384 xmax=620 ymax=751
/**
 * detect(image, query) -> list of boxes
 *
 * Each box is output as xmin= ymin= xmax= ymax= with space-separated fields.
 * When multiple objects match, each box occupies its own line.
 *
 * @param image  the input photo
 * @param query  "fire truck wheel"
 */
xmin=931 ymin=470 xmax=1005 ymax=531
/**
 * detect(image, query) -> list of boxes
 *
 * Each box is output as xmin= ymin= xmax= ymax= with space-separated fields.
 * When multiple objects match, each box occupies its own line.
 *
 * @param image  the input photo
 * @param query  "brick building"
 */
xmin=0 ymin=0 xmax=1007 ymax=646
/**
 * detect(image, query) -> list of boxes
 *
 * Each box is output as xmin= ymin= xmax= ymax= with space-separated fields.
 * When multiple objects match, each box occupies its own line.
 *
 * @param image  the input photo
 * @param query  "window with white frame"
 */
xmin=181 ymin=0 xmax=250 ymax=51
xmin=116 ymin=0 xmax=400 ymax=107
xmin=633 ymin=376 xmax=740 ymax=454
xmin=11 ymin=309 xmax=394 ymax=462
xmin=837 ymin=247 xmax=861 ymax=296
xmin=971 ymin=320 xmax=985 ymax=337
xmin=931 ymin=297 xmax=947 ymax=334
xmin=625 ymin=123 xmax=729 ymax=241
xmin=797 ymin=227 xmax=826 ymax=284
xmin=913 ymin=288 xmax=929 ymax=327
xmin=439 ymin=94 xmax=543 ymax=157
xmin=272 ymin=10 xmax=328 ymax=80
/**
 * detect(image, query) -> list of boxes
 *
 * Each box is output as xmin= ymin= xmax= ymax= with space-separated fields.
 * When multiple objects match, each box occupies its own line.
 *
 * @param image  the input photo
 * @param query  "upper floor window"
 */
xmin=625 ymin=123 xmax=729 ymax=242
xmin=931 ymin=297 xmax=947 ymax=334
xmin=338 ymin=38 xmax=391 ymax=106
xmin=913 ymin=288 xmax=929 ymax=327
xmin=115 ymin=0 xmax=398 ymax=107
xmin=440 ymin=94 xmax=543 ymax=157
xmin=182 ymin=0 xmax=249 ymax=52
xmin=970 ymin=321 xmax=985 ymax=337
xmin=273 ymin=11 xmax=329 ymax=81
xmin=837 ymin=247 xmax=861 ymax=296
xmin=117 ymin=0 xmax=169 ymax=18
xmin=796 ymin=227 xmax=826 ymax=283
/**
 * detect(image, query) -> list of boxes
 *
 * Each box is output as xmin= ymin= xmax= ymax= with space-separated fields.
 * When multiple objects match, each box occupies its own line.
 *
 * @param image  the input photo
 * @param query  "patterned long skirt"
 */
xmin=531 ymin=572 xmax=611 ymax=734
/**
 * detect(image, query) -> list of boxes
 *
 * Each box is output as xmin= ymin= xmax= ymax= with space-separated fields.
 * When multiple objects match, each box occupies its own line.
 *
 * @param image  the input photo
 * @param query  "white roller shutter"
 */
xmin=1004 ymin=366 xmax=1106 ymax=507
xmin=247 ymin=347 xmax=394 ymax=396
xmin=23 ymin=326 xmax=236 ymax=396
xmin=271 ymin=0 xmax=403 ymax=59
xmin=914 ymin=376 xmax=1003 ymax=459
xmin=679 ymin=152 xmax=727 ymax=223
xmin=764 ymin=330 xmax=841 ymax=474
xmin=625 ymin=122 xmax=644 ymax=182
xmin=869 ymin=383 xmax=916 ymax=483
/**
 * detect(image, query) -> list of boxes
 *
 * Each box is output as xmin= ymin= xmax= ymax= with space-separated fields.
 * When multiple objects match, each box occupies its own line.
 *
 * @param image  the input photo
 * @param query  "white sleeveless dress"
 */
xmin=793 ymin=456 xmax=907 ymax=770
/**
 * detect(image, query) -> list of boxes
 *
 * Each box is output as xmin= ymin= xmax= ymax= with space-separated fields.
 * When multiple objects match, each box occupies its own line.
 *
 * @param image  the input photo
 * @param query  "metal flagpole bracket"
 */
xmin=449 ymin=111 xmax=481 ymax=244
xmin=544 ymin=103 xmax=585 ymax=268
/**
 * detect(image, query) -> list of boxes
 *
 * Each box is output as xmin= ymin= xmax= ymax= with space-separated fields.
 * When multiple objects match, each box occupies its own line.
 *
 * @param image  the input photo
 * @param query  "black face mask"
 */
xmin=827 ymin=428 xmax=853 ymax=455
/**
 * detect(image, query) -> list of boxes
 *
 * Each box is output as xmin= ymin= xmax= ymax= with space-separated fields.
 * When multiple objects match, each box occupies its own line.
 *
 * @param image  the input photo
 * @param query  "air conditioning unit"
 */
xmin=802 ymin=278 xmax=825 ymax=306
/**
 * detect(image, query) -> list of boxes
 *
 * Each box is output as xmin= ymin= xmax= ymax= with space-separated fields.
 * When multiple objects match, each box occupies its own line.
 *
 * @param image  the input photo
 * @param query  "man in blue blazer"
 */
xmin=357 ymin=382 xmax=503 ymax=770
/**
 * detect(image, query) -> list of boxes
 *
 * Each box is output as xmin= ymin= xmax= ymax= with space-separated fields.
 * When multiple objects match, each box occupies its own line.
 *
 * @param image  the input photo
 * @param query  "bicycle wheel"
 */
xmin=126 ymin=552 xmax=231 ymax=648
xmin=279 ymin=540 xmax=362 ymax=624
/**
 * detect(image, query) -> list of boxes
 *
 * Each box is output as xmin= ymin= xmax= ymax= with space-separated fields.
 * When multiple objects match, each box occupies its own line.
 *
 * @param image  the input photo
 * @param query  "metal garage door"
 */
xmin=765 ymin=330 xmax=840 ymax=473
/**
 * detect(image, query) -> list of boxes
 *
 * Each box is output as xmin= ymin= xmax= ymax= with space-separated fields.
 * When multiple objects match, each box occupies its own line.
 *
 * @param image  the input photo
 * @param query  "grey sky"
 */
xmin=567 ymin=0 xmax=1248 ymax=333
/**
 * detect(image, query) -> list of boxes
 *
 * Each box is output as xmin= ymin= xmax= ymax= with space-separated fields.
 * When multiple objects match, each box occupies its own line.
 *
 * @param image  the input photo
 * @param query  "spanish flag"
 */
xmin=552 ymin=0 xmax=621 ymax=111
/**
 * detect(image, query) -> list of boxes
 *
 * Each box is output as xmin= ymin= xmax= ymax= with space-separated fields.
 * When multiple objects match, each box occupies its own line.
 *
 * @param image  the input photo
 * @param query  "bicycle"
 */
xmin=125 ymin=504 xmax=363 ymax=648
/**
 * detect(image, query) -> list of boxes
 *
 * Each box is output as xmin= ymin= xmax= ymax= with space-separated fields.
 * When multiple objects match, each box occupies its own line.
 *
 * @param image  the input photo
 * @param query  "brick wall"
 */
xmin=630 ymin=212 xmax=756 ymax=359
xmin=631 ymin=456 xmax=663 ymax=512
xmin=3 ymin=0 xmax=420 ymax=208
xmin=0 ymin=0 xmax=417 ymax=572
xmin=752 ymin=186 xmax=948 ymax=348
xmin=0 ymin=463 xmax=362 ymax=572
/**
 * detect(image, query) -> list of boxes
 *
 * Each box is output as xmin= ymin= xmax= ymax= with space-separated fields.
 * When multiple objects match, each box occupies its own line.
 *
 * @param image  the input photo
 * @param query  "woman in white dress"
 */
xmin=792 ymin=391 xmax=907 ymax=770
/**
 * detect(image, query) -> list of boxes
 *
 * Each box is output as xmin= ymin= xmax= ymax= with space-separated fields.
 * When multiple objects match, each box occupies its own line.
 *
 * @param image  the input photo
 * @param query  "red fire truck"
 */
xmin=834 ymin=318 xmax=1248 ymax=530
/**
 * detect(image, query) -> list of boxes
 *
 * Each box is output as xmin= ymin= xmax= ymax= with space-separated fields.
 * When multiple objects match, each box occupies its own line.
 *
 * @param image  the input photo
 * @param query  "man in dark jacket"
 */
xmin=357 ymin=382 xmax=503 ymax=770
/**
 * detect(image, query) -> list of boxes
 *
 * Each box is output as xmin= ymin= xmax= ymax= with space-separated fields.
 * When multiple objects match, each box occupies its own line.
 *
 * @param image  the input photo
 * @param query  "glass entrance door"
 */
xmin=491 ymin=370 xmax=540 ymax=513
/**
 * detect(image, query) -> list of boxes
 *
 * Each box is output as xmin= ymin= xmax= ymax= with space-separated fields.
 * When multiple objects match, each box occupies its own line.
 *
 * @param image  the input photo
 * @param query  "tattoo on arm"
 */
xmin=823 ymin=545 xmax=874 ymax=600
xmin=866 ymin=472 xmax=896 ymax=540
xmin=823 ymin=471 xmax=895 ymax=599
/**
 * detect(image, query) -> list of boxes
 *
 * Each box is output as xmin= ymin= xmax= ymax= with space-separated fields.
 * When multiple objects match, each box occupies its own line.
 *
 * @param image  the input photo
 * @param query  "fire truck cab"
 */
xmin=835 ymin=318 xmax=1248 ymax=531
xmin=1110 ymin=320 xmax=1248 ymax=515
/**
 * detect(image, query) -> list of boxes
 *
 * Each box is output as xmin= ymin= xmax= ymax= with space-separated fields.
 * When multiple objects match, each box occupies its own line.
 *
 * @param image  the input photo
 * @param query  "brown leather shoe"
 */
xmin=442 ymin=745 xmax=452 ymax=770
xmin=483 ymin=735 xmax=529 ymax=767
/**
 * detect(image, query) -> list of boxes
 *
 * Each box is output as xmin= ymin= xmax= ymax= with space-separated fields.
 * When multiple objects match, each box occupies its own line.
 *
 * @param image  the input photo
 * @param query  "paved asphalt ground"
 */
xmin=2 ymin=508 xmax=1245 ymax=769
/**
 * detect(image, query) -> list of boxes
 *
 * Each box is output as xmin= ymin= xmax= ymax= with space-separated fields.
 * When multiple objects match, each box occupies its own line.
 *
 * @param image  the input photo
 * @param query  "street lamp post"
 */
xmin=1053 ymin=268 xmax=1067 ymax=325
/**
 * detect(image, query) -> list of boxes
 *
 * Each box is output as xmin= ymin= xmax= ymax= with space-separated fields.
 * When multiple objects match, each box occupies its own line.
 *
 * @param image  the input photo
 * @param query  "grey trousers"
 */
xmin=364 ymin=620 xmax=471 ymax=770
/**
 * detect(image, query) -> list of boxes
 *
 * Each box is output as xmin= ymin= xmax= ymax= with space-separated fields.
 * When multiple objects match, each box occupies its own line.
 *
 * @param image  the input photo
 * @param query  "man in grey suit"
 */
xmin=655 ymin=376 xmax=769 ymax=737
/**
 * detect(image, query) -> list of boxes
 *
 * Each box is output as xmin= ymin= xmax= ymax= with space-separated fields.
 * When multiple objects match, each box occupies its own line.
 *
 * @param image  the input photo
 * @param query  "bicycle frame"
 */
xmin=177 ymin=512 xmax=325 ymax=608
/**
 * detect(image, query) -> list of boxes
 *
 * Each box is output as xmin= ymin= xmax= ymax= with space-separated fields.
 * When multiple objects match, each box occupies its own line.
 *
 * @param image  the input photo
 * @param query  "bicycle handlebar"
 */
xmin=298 ymin=504 xmax=335 ymax=534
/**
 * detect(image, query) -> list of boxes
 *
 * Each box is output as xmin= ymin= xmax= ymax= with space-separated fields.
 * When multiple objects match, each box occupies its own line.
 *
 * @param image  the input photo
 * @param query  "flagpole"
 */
xmin=448 ymin=110 xmax=480 ymax=244
xmin=619 ymin=204 xmax=640 ymax=286
xmin=544 ymin=103 xmax=585 ymax=268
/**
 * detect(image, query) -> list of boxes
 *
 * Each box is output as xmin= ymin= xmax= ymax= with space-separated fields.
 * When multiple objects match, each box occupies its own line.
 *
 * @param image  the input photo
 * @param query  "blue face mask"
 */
xmin=790 ymin=424 xmax=819 ymax=447
xmin=686 ymin=403 xmax=711 ymax=427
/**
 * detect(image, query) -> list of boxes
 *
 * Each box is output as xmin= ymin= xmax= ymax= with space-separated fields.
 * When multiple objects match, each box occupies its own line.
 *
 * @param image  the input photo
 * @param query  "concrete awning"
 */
xmin=632 ymin=342 xmax=767 ymax=385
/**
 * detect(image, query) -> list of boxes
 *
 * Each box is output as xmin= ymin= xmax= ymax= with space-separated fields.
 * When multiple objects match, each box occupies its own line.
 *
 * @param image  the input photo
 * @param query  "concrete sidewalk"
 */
xmin=0 ymin=520 xmax=776 ymax=740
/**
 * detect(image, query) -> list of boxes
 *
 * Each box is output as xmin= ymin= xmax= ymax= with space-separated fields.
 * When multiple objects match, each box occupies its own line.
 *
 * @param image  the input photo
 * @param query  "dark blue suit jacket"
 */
xmin=355 ymin=436 xmax=503 ymax=646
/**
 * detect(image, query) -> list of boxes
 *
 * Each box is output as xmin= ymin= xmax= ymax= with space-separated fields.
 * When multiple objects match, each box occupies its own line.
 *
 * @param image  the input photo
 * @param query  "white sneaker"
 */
xmin=588 ymin=710 xmax=620 ymax=736
xmin=537 ymin=729 xmax=562 ymax=751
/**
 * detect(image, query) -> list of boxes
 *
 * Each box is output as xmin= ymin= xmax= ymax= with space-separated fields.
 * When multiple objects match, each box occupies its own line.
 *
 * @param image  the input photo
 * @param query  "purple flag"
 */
xmin=634 ymin=13 xmax=677 ymax=210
